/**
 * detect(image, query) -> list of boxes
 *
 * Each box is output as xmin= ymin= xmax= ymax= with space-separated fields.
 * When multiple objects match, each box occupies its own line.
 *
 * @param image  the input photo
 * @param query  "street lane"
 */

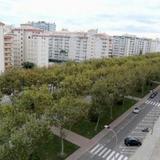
xmin=79 ymin=90 xmax=160 ymax=160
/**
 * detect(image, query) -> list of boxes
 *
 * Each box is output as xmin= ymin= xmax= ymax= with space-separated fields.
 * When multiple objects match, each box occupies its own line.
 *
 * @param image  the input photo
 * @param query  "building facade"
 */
xmin=30 ymin=21 xmax=56 ymax=32
xmin=4 ymin=34 xmax=14 ymax=70
xmin=49 ymin=29 xmax=112 ymax=62
xmin=0 ymin=22 xmax=5 ymax=74
xmin=12 ymin=24 xmax=49 ymax=67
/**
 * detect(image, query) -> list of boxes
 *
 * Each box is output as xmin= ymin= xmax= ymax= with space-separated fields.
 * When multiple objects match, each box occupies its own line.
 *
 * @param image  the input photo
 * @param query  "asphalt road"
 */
xmin=79 ymin=90 xmax=160 ymax=160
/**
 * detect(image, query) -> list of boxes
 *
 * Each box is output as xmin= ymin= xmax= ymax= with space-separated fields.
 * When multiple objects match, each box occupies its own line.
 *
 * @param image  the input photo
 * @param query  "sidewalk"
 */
xmin=130 ymin=114 xmax=160 ymax=160
xmin=51 ymin=126 xmax=90 ymax=147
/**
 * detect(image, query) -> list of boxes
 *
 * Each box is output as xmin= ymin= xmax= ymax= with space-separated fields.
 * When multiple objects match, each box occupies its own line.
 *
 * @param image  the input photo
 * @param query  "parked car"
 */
xmin=133 ymin=107 xmax=140 ymax=114
xmin=142 ymin=128 xmax=150 ymax=132
xmin=124 ymin=137 xmax=142 ymax=146
xmin=149 ymin=92 xmax=158 ymax=99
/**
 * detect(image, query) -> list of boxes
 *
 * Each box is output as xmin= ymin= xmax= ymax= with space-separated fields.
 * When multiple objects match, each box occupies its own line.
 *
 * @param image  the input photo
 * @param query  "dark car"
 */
xmin=124 ymin=137 xmax=142 ymax=146
xmin=142 ymin=128 xmax=150 ymax=132
xmin=149 ymin=92 xmax=158 ymax=99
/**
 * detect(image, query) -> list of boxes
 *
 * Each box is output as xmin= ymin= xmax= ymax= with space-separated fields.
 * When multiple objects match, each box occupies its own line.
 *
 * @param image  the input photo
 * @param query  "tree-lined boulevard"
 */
xmin=0 ymin=53 xmax=160 ymax=159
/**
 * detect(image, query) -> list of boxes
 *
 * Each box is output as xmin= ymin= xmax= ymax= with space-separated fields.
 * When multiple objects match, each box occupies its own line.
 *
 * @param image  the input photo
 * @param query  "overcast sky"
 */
xmin=0 ymin=0 xmax=160 ymax=38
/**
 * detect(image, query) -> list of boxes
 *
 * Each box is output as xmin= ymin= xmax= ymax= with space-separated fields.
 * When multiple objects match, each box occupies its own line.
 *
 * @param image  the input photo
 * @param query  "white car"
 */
xmin=133 ymin=107 xmax=140 ymax=114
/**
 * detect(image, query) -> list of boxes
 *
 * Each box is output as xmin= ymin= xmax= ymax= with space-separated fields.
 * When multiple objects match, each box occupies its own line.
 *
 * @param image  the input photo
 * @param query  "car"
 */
xmin=124 ymin=137 xmax=142 ymax=146
xmin=142 ymin=128 xmax=150 ymax=132
xmin=133 ymin=107 xmax=140 ymax=114
xmin=149 ymin=92 xmax=158 ymax=99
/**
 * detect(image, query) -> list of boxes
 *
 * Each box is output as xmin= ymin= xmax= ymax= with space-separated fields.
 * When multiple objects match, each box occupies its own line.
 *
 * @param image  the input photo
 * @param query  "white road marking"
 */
xmin=93 ymin=145 xmax=104 ymax=154
xmin=123 ymin=157 xmax=129 ymax=160
xmin=118 ymin=155 xmax=124 ymax=160
xmin=90 ymin=144 xmax=100 ymax=153
xmin=98 ymin=148 xmax=108 ymax=156
xmin=106 ymin=151 xmax=115 ymax=160
xmin=102 ymin=149 xmax=112 ymax=158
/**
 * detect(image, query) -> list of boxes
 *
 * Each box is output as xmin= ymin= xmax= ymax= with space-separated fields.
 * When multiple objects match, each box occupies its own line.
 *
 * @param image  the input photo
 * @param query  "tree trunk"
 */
xmin=60 ymin=127 xmax=65 ymax=156
xmin=61 ymin=137 xmax=64 ymax=156
xmin=95 ymin=115 xmax=100 ymax=131
xmin=110 ymin=105 xmax=113 ymax=119
xmin=141 ymin=83 xmax=144 ymax=96
xmin=122 ymin=98 xmax=125 ymax=111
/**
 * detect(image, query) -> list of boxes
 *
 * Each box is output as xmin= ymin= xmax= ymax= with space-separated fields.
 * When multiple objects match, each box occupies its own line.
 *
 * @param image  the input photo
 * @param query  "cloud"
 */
xmin=0 ymin=0 xmax=160 ymax=38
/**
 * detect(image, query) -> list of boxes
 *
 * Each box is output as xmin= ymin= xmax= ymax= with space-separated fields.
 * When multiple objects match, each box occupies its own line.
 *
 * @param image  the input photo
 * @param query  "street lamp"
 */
xmin=104 ymin=125 xmax=118 ymax=160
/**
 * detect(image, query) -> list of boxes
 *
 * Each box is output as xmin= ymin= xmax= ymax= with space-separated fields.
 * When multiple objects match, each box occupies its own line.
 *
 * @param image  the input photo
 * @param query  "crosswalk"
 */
xmin=89 ymin=144 xmax=128 ymax=160
xmin=145 ymin=100 xmax=160 ymax=107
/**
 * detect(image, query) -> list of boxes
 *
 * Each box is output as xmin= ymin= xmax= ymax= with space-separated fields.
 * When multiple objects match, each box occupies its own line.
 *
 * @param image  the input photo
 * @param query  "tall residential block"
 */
xmin=30 ymin=21 xmax=56 ymax=32
xmin=4 ymin=33 xmax=14 ymax=70
xmin=0 ymin=22 xmax=5 ymax=74
xmin=12 ymin=24 xmax=49 ymax=67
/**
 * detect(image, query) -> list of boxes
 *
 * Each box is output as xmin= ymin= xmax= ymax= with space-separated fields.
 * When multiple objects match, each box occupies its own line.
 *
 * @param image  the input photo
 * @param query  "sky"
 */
xmin=0 ymin=0 xmax=160 ymax=38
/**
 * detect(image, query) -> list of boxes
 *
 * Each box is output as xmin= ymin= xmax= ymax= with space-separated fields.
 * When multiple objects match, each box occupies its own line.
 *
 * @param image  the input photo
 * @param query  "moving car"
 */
xmin=149 ymin=92 xmax=158 ymax=99
xmin=124 ymin=137 xmax=142 ymax=146
xmin=133 ymin=107 xmax=140 ymax=114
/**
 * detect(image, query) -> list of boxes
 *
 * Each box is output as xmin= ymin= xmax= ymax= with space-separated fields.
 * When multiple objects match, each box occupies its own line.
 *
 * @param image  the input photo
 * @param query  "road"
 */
xmin=78 ymin=90 xmax=160 ymax=160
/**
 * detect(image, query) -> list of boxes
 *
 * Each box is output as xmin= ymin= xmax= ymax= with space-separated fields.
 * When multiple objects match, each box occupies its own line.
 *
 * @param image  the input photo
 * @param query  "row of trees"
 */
xmin=1 ymin=53 xmax=160 ymax=159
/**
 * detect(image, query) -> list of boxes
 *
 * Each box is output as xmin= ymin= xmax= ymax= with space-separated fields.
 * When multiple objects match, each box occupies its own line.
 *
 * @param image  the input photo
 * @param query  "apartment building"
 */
xmin=4 ymin=34 xmax=14 ymax=70
xmin=0 ymin=22 xmax=5 ymax=74
xmin=30 ymin=21 xmax=56 ymax=32
xmin=12 ymin=24 xmax=49 ymax=67
xmin=112 ymin=35 xmax=157 ymax=57
xmin=87 ymin=29 xmax=112 ymax=59
xmin=49 ymin=29 xmax=112 ymax=62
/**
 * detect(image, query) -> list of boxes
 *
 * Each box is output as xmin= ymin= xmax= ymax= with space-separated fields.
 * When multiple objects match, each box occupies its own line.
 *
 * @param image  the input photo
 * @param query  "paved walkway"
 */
xmin=130 ymin=112 xmax=160 ymax=160
xmin=51 ymin=126 xmax=90 ymax=147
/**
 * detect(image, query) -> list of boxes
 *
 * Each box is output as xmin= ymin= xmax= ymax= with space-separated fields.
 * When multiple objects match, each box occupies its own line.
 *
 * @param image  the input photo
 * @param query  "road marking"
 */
xmin=90 ymin=144 xmax=100 ymax=153
xmin=94 ymin=145 xmax=104 ymax=155
xmin=102 ymin=149 xmax=112 ymax=158
xmin=98 ymin=148 xmax=108 ymax=156
xmin=106 ymin=151 xmax=115 ymax=160
xmin=118 ymin=155 xmax=124 ymax=160
xmin=123 ymin=157 xmax=129 ymax=160
xmin=158 ymin=103 xmax=160 ymax=107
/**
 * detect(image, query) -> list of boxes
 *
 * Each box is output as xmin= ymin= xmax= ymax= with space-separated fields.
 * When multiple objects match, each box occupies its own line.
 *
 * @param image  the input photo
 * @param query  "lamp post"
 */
xmin=104 ymin=125 xmax=118 ymax=160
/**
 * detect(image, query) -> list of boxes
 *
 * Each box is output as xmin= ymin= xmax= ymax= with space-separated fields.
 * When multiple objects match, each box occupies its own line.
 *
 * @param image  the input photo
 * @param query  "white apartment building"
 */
xmin=49 ymin=29 xmax=112 ymax=62
xmin=25 ymin=34 xmax=49 ymax=67
xmin=4 ymin=33 xmax=14 ymax=70
xmin=87 ymin=29 xmax=112 ymax=59
xmin=12 ymin=24 xmax=49 ymax=67
xmin=0 ymin=22 xmax=5 ymax=74
xmin=112 ymin=35 xmax=157 ymax=57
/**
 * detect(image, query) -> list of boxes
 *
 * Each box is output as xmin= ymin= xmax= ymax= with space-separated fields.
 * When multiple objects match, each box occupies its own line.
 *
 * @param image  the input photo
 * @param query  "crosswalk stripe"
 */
xmin=98 ymin=147 xmax=108 ymax=156
xmin=111 ymin=153 xmax=120 ymax=160
xmin=102 ymin=149 xmax=112 ymax=158
xmin=152 ymin=102 xmax=156 ymax=105
xmin=90 ymin=144 xmax=100 ymax=153
xmin=155 ymin=102 xmax=159 ymax=106
xmin=115 ymin=153 xmax=120 ymax=158
xmin=158 ymin=104 xmax=160 ymax=107
xmin=146 ymin=100 xmax=150 ymax=104
xmin=106 ymin=151 xmax=115 ymax=160
xmin=94 ymin=145 xmax=104 ymax=154
xmin=118 ymin=155 xmax=124 ymax=160
xmin=123 ymin=157 xmax=128 ymax=160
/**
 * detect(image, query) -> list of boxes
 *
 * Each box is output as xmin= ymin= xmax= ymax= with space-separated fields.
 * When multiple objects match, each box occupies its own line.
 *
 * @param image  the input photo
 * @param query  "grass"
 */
xmin=71 ymin=99 xmax=136 ymax=139
xmin=35 ymin=135 xmax=79 ymax=160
